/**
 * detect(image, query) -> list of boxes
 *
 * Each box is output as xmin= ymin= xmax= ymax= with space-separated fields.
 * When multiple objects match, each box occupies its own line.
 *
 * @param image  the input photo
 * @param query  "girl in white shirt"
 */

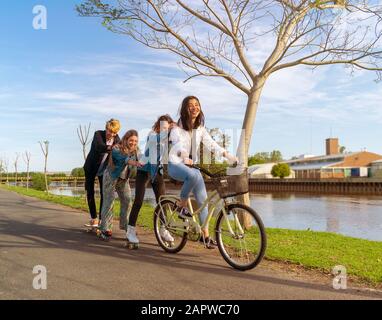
xmin=168 ymin=96 xmax=236 ymax=249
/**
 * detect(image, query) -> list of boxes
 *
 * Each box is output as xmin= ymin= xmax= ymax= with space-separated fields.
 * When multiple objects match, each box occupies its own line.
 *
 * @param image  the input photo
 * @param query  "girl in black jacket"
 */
xmin=83 ymin=119 xmax=121 ymax=227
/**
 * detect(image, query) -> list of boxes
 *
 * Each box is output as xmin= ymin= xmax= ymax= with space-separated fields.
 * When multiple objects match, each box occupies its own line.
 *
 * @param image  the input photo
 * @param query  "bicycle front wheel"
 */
xmin=153 ymin=199 xmax=188 ymax=253
xmin=215 ymin=203 xmax=267 ymax=271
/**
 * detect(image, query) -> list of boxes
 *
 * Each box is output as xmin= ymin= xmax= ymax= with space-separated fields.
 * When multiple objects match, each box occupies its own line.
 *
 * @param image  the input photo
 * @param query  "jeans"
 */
xmin=168 ymin=162 xmax=208 ymax=225
xmin=99 ymin=168 xmax=132 ymax=232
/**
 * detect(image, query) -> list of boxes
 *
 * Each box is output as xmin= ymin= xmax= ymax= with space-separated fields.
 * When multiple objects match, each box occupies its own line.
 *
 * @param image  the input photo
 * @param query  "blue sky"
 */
xmin=1 ymin=1 xmax=382 ymax=172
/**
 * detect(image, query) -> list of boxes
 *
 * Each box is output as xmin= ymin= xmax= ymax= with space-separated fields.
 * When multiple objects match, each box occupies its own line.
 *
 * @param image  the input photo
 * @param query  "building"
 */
xmin=285 ymin=138 xmax=382 ymax=179
xmin=371 ymin=160 xmax=382 ymax=178
xmin=248 ymin=163 xmax=295 ymax=179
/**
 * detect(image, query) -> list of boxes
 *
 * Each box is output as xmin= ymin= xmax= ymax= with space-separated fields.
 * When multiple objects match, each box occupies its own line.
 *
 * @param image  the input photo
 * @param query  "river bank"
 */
xmin=7 ymin=176 xmax=382 ymax=196
xmin=2 ymin=184 xmax=381 ymax=287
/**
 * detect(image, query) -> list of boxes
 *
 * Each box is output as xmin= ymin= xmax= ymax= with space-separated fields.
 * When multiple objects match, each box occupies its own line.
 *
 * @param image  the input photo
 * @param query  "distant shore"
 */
xmin=3 ymin=176 xmax=382 ymax=196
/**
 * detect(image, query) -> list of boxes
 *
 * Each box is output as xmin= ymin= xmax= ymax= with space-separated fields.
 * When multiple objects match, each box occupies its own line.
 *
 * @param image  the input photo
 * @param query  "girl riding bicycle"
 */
xmin=168 ymin=96 xmax=237 ymax=249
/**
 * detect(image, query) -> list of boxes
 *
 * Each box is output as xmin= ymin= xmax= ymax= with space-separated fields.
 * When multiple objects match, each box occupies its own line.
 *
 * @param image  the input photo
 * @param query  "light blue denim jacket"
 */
xmin=108 ymin=147 xmax=138 ymax=180
xmin=138 ymin=131 xmax=169 ymax=181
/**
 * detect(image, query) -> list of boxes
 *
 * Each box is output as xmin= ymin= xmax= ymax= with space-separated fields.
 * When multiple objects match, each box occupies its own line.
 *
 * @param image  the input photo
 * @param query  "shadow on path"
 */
xmin=0 ymin=214 xmax=380 ymax=300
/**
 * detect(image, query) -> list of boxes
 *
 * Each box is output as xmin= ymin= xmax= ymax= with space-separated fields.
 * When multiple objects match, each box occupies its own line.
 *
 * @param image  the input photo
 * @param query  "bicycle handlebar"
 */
xmin=187 ymin=161 xmax=239 ymax=178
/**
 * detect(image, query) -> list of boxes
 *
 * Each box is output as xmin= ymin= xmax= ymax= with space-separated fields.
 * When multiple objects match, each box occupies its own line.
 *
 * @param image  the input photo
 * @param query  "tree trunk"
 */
xmin=44 ymin=157 xmax=49 ymax=194
xmin=236 ymin=77 xmax=266 ymax=229
xmin=26 ymin=164 xmax=30 ymax=190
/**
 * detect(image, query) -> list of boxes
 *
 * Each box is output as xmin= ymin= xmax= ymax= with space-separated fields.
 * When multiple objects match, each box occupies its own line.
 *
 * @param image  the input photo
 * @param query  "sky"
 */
xmin=1 ymin=1 xmax=382 ymax=172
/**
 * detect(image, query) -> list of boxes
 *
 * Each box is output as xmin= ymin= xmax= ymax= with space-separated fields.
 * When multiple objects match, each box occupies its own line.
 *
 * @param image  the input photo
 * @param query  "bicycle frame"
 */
xmin=157 ymin=189 xmax=245 ymax=238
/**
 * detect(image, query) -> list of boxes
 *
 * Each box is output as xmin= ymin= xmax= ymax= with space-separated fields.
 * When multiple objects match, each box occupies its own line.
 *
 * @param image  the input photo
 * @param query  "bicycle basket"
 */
xmin=212 ymin=168 xmax=249 ymax=198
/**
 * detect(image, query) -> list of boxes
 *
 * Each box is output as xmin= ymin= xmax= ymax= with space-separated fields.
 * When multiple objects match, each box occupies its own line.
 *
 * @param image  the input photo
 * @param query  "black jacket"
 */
xmin=83 ymin=130 xmax=120 ymax=175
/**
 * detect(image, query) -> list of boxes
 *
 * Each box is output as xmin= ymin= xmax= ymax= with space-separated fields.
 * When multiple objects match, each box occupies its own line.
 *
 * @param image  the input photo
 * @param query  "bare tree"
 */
xmin=77 ymin=0 xmax=382 ymax=226
xmin=39 ymin=141 xmax=50 ymax=193
xmin=13 ymin=153 xmax=20 ymax=187
xmin=3 ymin=157 xmax=9 ymax=185
xmin=23 ymin=151 xmax=32 ymax=190
xmin=77 ymin=122 xmax=92 ymax=161
xmin=0 ymin=158 xmax=3 ymax=184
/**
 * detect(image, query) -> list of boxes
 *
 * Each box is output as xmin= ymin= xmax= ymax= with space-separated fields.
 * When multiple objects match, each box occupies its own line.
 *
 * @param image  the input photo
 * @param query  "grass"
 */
xmin=2 ymin=184 xmax=382 ymax=286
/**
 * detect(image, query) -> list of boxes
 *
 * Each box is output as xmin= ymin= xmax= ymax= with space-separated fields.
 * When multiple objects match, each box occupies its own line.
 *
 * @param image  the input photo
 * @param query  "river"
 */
xmin=50 ymin=186 xmax=382 ymax=242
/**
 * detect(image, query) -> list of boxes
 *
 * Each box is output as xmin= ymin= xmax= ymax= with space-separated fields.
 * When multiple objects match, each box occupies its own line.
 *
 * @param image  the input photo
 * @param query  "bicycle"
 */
xmin=153 ymin=164 xmax=267 ymax=271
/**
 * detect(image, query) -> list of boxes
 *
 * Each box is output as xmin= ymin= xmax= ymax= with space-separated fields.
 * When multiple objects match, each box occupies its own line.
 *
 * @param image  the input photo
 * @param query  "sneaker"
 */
xmin=160 ymin=226 xmax=174 ymax=242
xmin=199 ymin=236 xmax=217 ymax=249
xmin=89 ymin=219 xmax=99 ymax=227
xmin=174 ymin=204 xmax=193 ymax=219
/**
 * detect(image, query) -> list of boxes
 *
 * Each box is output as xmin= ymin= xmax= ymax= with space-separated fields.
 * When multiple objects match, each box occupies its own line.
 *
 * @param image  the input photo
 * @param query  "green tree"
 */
xmin=248 ymin=150 xmax=283 ymax=166
xmin=271 ymin=163 xmax=291 ymax=179
xmin=71 ymin=167 xmax=85 ymax=177
xmin=248 ymin=154 xmax=266 ymax=166
xmin=270 ymin=150 xmax=283 ymax=162
xmin=49 ymin=172 xmax=68 ymax=178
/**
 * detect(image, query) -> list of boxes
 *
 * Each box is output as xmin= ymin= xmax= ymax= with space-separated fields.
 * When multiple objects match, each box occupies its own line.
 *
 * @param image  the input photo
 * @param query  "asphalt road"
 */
xmin=0 ymin=188 xmax=381 ymax=300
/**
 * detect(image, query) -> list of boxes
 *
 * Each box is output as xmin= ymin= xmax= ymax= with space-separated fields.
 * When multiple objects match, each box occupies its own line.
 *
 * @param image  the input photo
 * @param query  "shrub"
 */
xmin=271 ymin=163 xmax=291 ymax=179
xmin=31 ymin=173 xmax=50 ymax=191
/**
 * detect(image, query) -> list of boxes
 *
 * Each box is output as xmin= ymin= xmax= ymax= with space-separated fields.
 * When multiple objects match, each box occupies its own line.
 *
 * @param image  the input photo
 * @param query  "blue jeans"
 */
xmin=168 ymin=162 xmax=208 ymax=225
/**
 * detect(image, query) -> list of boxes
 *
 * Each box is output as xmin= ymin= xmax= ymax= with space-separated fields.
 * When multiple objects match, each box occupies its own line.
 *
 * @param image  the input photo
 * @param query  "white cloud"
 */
xmin=36 ymin=92 xmax=82 ymax=101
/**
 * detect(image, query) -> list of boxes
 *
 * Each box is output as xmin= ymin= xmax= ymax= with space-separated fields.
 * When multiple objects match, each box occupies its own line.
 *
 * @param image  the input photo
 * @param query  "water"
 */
xmin=250 ymin=193 xmax=382 ymax=242
xmin=50 ymin=187 xmax=382 ymax=242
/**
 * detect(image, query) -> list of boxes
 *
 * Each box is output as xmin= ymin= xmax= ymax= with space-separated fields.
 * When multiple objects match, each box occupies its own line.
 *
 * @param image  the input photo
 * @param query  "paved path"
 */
xmin=0 ymin=188 xmax=381 ymax=300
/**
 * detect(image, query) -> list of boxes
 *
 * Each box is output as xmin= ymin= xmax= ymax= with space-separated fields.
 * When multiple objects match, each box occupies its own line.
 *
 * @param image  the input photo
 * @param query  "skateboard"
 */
xmin=84 ymin=224 xmax=99 ymax=234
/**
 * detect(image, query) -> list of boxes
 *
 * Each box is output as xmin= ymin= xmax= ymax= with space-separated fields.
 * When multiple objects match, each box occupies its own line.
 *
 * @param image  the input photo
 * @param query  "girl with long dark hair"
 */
xmin=126 ymin=115 xmax=176 ymax=248
xmin=168 ymin=96 xmax=237 ymax=249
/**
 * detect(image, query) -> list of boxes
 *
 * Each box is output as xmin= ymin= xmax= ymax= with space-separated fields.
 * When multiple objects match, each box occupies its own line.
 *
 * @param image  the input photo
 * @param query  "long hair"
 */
xmin=109 ymin=129 xmax=138 ymax=169
xmin=152 ymin=114 xmax=174 ymax=133
xmin=178 ymin=96 xmax=205 ymax=131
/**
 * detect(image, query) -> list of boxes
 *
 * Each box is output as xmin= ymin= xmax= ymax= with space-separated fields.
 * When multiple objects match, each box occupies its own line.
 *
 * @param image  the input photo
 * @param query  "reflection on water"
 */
xmin=50 ymin=187 xmax=382 ymax=241
xmin=250 ymin=193 xmax=382 ymax=242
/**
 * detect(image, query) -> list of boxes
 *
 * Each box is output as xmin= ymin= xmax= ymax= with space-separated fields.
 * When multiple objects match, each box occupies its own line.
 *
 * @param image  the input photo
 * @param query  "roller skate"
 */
xmin=97 ymin=229 xmax=112 ymax=241
xmin=126 ymin=225 xmax=139 ymax=249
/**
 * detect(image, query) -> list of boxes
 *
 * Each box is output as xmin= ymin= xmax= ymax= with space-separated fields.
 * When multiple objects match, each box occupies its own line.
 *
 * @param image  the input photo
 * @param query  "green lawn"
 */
xmin=2 ymin=184 xmax=382 ymax=286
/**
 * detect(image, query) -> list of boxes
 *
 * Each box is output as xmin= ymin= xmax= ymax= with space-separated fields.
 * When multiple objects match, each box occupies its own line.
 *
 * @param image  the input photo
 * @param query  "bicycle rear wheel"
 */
xmin=215 ymin=203 xmax=267 ymax=271
xmin=153 ymin=199 xmax=188 ymax=253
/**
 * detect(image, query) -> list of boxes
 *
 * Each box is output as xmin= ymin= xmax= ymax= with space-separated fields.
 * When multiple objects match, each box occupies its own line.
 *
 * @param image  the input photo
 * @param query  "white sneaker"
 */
xmin=160 ymin=226 xmax=174 ymax=242
xmin=126 ymin=225 xmax=139 ymax=244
